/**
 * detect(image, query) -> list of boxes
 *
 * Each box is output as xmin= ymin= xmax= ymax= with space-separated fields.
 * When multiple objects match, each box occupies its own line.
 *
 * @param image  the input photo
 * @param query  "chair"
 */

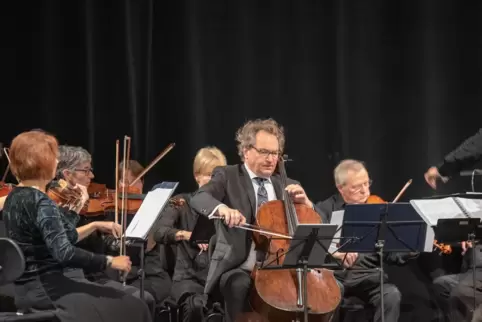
xmin=0 ymin=237 xmax=57 ymax=321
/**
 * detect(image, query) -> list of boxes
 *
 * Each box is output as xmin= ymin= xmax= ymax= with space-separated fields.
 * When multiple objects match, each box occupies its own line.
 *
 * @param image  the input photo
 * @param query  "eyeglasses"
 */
xmin=251 ymin=146 xmax=281 ymax=158
xmin=74 ymin=168 xmax=94 ymax=174
xmin=348 ymin=179 xmax=373 ymax=193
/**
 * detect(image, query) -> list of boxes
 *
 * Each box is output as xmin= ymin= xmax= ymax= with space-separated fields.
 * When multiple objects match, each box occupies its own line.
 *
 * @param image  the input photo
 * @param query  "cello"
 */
xmin=242 ymin=156 xmax=341 ymax=322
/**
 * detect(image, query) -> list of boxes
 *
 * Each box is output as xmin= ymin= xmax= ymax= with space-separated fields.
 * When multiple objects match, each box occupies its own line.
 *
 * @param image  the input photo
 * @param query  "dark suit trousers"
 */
xmin=433 ymin=270 xmax=482 ymax=322
xmin=219 ymin=268 xmax=252 ymax=322
xmin=340 ymin=275 xmax=401 ymax=322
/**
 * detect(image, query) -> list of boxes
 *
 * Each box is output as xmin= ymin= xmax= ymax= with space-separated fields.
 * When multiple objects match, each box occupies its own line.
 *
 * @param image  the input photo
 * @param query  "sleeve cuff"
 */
xmin=208 ymin=204 xmax=225 ymax=219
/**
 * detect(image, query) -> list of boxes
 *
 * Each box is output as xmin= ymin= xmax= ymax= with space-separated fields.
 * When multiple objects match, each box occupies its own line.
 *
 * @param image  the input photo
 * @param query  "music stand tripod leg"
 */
xmin=469 ymin=233 xmax=477 ymax=312
xmin=139 ymin=241 xmax=145 ymax=301
xmin=376 ymin=240 xmax=385 ymax=322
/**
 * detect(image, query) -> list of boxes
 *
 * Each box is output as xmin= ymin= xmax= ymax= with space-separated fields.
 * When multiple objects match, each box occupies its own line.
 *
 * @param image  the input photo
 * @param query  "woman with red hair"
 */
xmin=2 ymin=130 xmax=152 ymax=322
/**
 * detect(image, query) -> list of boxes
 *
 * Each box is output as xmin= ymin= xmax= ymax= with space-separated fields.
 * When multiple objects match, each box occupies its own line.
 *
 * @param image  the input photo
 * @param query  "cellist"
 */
xmin=189 ymin=118 xmax=339 ymax=322
xmin=316 ymin=159 xmax=415 ymax=322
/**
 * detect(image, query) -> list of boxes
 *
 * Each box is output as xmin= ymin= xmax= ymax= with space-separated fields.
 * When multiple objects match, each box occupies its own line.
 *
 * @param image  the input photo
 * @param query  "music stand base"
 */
xmin=376 ymin=240 xmax=385 ymax=322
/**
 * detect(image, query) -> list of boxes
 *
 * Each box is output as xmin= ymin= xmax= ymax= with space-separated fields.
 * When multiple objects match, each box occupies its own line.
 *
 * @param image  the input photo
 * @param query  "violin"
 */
xmin=0 ymin=182 xmax=15 ymax=198
xmin=366 ymin=195 xmax=386 ymax=204
xmin=433 ymin=240 xmax=452 ymax=255
xmin=81 ymin=141 xmax=175 ymax=218
xmin=82 ymin=182 xmax=144 ymax=216
xmin=47 ymin=179 xmax=89 ymax=212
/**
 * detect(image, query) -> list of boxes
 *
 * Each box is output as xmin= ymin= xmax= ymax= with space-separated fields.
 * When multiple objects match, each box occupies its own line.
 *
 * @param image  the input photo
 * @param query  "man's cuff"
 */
xmin=208 ymin=204 xmax=226 ymax=219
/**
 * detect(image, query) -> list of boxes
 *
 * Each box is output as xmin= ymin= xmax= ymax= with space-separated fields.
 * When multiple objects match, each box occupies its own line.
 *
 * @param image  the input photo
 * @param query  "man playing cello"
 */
xmin=190 ymin=118 xmax=339 ymax=322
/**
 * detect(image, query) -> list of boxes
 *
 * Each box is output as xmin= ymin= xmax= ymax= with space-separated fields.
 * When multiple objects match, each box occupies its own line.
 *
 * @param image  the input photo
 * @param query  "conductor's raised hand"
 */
xmin=424 ymin=166 xmax=448 ymax=190
xmin=217 ymin=205 xmax=246 ymax=228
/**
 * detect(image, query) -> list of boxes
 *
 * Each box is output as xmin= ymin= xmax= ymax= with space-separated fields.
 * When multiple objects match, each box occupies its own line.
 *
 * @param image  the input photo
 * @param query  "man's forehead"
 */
xmin=345 ymin=169 xmax=369 ymax=184
xmin=255 ymin=132 xmax=279 ymax=148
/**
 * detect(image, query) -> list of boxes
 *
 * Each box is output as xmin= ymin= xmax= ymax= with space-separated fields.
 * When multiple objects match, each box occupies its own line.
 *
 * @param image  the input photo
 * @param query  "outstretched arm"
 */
xmin=190 ymin=166 xmax=227 ymax=218
xmin=438 ymin=128 xmax=482 ymax=177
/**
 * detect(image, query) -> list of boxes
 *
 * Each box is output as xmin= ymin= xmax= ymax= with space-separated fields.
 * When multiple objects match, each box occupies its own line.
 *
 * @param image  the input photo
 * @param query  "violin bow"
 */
xmin=391 ymin=179 xmax=412 ymax=203
xmin=114 ymin=140 xmax=120 ymax=225
xmin=1 ymin=148 xmax=12 ymax=183
xmin=129 ymin=143 xmax=175 ymax=187
xmin=210 ymin=215 xmax=292 ymax=239
xmin=119 ymin=136 xmax=131 ymax=285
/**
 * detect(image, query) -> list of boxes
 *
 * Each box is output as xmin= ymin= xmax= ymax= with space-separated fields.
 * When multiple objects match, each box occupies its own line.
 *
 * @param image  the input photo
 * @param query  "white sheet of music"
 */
xmin=454 ymin=198 xmax=482 ymax=219
xmin=409 ymin=198 xmax=466 ymax=226
xmin=125 ymin=187 xmax=174 ymax=239
xmin=329 ymin=210 xmax=344 ymax=252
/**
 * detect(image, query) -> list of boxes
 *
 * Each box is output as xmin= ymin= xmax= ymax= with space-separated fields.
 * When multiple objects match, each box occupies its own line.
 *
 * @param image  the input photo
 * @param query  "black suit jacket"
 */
xmin=190 ymin=164 xmax=321 ymax=294
xmin=437 ymin=128 xmax=482 ymax=177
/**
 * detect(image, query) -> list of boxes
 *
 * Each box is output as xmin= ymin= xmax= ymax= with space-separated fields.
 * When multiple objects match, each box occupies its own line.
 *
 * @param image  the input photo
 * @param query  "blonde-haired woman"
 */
xmin=153 ymin=146 xmax=227 ymax=322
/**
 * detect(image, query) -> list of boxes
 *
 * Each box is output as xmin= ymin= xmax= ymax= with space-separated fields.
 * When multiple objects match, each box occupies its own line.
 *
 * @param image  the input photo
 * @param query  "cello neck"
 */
xmin=277 ymin=155 xmax=298 ymax=235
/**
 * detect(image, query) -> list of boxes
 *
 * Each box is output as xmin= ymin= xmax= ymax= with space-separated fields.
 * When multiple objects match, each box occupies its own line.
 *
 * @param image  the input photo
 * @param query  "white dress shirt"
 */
xmin=238 ymin=164 xmax=276 ymax=271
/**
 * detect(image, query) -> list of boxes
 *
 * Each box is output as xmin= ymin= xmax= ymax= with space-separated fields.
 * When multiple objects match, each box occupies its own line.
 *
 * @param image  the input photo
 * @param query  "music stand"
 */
xmin=338 ymin=203 xmax=427 ymax=322
xmin=434 ymin=218 xmax=482 ymax=311
xmin=124 ymin=181 xmax=179 ymax=300
xmin=259 ymin=223 xmax=338 ymax=322
xmin=189 ymin=213 xmax=216 ymax=244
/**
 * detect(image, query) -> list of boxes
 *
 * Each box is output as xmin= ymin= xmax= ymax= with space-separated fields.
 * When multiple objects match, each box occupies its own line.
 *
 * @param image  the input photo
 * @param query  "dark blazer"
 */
xmin=437 ymin=128 xmax=482 ymax=177
xmin=190 ymin=164 xmax=323 ymax=294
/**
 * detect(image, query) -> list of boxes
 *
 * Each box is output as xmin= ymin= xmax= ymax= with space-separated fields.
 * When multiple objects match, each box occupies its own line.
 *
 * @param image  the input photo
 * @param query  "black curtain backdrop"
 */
xmin=2 ymin=1 xmax=482 ymax=320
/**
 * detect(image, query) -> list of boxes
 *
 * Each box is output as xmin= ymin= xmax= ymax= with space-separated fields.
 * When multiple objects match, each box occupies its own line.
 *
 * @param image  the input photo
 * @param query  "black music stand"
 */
xmin=189 ymin=213 xmax=216 ymax=244
xmin=434 ymin=218 xmax=482 ymax=311
xmin=338 ymin=203 xmax=427 ymax=322
xmin=258 ymin=223 xmax=339 ymax=322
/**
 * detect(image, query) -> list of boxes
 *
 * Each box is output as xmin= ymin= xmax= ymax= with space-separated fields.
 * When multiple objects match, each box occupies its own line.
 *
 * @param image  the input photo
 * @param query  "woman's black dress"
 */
xmin=2 ymin=186 xmax=152 ymax=322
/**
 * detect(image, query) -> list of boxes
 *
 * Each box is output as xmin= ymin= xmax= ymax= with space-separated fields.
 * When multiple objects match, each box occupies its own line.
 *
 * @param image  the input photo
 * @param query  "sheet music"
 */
xmin=455 ymin=198 xmax=482 ymax=219
xmin=409 ymin=198 xmax=467 ymax=226
xmin=125 ymin=184 xmax=178 ymax=239
xmin=329 ymin=210 xmax=344 ymax=252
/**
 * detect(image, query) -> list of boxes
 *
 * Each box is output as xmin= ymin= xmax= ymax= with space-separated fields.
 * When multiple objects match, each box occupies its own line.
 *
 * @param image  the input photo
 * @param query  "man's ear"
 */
xmin=336 ymin=184 xmax=344 ymax=194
